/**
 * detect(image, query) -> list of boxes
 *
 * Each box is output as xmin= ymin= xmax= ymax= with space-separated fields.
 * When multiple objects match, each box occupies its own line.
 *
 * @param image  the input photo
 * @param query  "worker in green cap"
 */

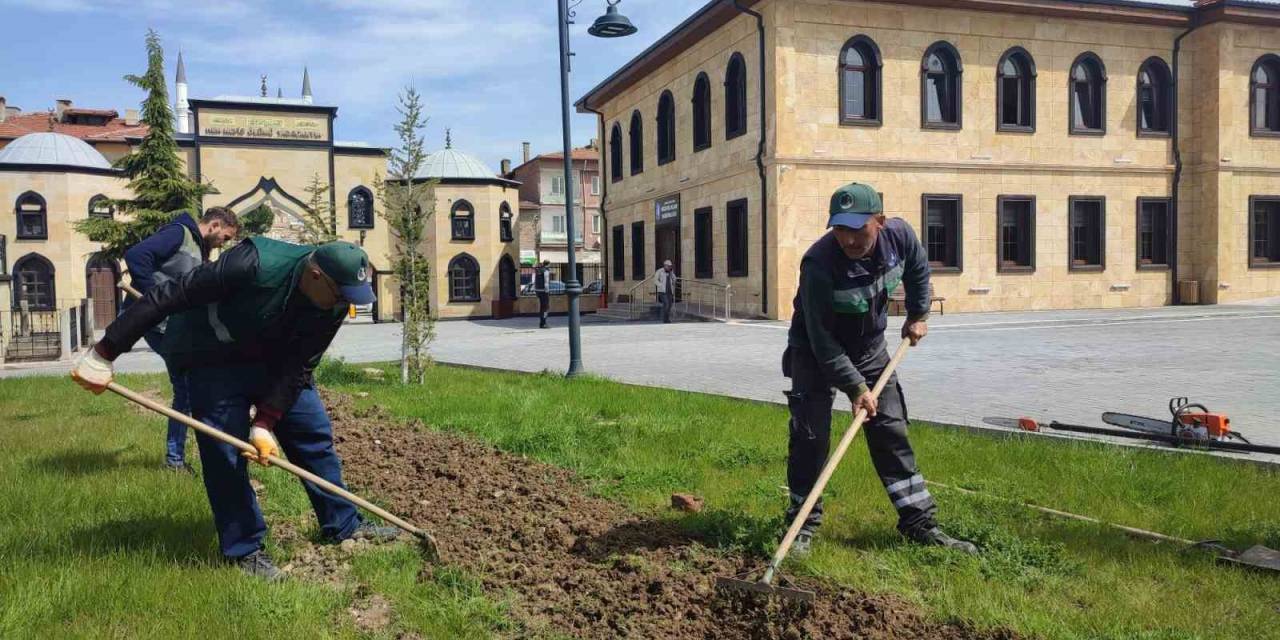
xmin=783 ymin=182 xmax=977 ymax=555
xmin=72 ymin=236 xmax=399 ymax=580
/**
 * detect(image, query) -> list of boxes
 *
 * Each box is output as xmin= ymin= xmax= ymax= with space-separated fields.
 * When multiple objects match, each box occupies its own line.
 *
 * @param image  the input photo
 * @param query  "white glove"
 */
xmin=71 ymin=348 xmax=114 ymax=394
xmin=242 ymin=426 xmax=280 ymax=466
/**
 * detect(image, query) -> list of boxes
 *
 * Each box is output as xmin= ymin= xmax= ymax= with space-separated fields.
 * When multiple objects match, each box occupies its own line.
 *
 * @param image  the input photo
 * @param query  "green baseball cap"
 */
xmin=828 ymin=182 xmax=883 ymax=229
xmin=312 ymin=241 xmax=376 ymax=305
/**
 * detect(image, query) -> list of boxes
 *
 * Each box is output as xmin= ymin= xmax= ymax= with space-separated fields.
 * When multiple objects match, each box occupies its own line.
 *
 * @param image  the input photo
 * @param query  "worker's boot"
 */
xmin=235 ymin=550 xmax=284 ymax=582
xmin=347 ymin=521 xmax=400 ymax=544
xmin=905 ymin=525 xmax=979 ymax=555
xmin=790 ymin=528 xmax=816 ymax=557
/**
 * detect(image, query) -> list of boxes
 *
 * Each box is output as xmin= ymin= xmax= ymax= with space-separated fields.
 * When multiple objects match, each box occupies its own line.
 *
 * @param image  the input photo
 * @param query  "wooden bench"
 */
xmin=888 ymin=285 xmax=945 ymax=316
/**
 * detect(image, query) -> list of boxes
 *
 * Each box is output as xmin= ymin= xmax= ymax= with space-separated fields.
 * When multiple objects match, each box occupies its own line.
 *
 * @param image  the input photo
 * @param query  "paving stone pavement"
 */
xmin=9 ymin=304 xmax=1278 ymax=461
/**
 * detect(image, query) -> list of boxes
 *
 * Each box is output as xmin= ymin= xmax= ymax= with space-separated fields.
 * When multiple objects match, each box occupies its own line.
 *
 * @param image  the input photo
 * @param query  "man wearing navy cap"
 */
xmin=783 ymin=182 xmax=977 ymax=555
xmin=72 ymin=236 xmax=397 ymax=580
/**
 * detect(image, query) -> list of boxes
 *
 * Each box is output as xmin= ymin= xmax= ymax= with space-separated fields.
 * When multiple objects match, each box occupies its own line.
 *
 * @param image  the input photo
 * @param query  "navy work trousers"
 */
xmin=144 ymin=329 xmax=190 ymax=467
xmin=186 ymin=364 xmax=362 ymax=559
xmin=783 ymin=337 xmax=936 ymax=535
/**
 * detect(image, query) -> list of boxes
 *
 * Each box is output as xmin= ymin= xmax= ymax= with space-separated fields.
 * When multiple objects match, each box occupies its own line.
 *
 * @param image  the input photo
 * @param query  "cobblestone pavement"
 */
xmin=10 ymin=304 xmax=1279 ymax=459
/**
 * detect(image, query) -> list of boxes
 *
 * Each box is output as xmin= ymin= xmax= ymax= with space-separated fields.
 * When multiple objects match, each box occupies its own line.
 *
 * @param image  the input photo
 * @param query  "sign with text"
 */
xmin=198 ymin=109 xmax=329 ymax=142
xmin=655 ymin=194 xmax=680 ymax=224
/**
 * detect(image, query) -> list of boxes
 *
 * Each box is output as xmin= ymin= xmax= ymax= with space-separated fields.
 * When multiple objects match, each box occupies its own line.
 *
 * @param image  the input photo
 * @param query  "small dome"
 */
xmin=0 ymin=132 xmax=112 ymax=170
xmin=413 ymin=148 xmax=497 ymax=180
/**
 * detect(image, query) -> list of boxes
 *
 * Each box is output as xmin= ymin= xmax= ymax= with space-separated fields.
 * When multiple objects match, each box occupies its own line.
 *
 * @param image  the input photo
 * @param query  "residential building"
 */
xmin=576 ymin=0 xmax=1280 ymax=319
xmin=507 ymin=142 xmax=603 ymax=265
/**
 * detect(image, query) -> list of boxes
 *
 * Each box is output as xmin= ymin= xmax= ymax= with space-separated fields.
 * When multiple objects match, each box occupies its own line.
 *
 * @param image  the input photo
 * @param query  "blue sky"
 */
xmin=0 ymin=0 xmax=709 ymax=170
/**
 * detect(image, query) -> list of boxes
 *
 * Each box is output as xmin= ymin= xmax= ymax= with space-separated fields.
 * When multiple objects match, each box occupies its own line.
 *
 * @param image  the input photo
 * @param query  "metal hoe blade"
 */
xmin=1218 ymin=545 xmax=1280 ymax=574
xmin=715 ymin=576 xmax=816 ymax=604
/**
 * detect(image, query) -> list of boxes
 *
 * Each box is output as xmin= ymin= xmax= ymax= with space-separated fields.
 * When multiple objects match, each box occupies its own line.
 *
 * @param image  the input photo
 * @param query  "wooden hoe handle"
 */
xmin=763 ymin=339 xmax=912 ymax=584
xmin=105 ymin=381 xmax=439 ymax=552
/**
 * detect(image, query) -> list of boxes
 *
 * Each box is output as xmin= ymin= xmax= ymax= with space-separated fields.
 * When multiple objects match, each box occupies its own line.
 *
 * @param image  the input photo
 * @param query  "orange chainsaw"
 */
xmin=1102 ymin=397 xmax=1249 ymax=445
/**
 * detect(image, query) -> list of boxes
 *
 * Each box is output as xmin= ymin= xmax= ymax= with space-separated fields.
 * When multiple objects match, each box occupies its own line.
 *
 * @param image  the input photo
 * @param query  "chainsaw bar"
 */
xmin=1101 ymin=412 xmax=1174 ymax=436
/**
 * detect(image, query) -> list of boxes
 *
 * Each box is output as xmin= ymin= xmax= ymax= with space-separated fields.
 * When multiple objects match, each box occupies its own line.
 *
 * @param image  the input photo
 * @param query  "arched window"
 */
xmin=997 ymin=47 xmax=1035 ymax=131
xmin=1137 ymin=57 xmax=1172 ymax=135
xmin=840 ymin=36 xmax=882 ymax=125
xmin=628 ymin=110 xmax=644 ymax=175
xmin=13 ymin=253 xmax=55 ymax=311
xmin=609 ymin=122 xmax=624 ymax=182
xmin=499 ymin=202 xmax=514 ymax=242
xmin=656 ymin=90 xmax=676 ymax=165
xmin=348 ymin=186 xmax=374 ymax=229
xmin=16 ymin=191 xmax=47 ymax=240
xmin=1251 ymin=55 xmax=1280 ymax=135
xmin=447 ymin=253 xmax=480 ymax=302
xmin=725 ymin=52 xmax=748 ymax=139
xmin=88 ymin=195 xmax=114 ymax=220
xmin=498 ymin=254 xmax=517 ymax=301
xmin=1070 ymin=52 xmax=1107 ymax=134
xmin=921 ymin=42 xmax=962 ymax=128
xmin=450 ymin=200 xmax=475 ymax=241
xmin=692 ymin=72 xmax=712 ymax=151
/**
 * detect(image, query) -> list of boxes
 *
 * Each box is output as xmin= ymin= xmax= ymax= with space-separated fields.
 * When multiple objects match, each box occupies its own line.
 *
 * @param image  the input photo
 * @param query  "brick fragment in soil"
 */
xmin=326 ymin=392 xmax=1023 ymax=640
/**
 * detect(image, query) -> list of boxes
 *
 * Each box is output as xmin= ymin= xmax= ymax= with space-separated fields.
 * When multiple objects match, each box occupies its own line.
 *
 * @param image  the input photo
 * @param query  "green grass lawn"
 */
xmin=2 ymin=363 xmax=1279 ymax=639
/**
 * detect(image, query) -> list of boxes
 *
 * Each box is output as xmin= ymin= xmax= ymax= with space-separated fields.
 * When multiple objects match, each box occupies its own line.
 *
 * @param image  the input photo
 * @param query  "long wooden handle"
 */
xmin=105 ymin=381 xmax=438 ymax=551
xmin=764 ymin=340 xmax=912 ymax=583
xmin=119 ymin=281 xmax=142 ymax=298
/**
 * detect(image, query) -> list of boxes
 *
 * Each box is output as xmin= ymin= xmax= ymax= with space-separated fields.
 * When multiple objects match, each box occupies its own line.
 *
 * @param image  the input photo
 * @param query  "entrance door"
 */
xmin=86 ymin=255 xmax=118 ymax=328
xmin=655 ymin=222 xmax=681 ymax=299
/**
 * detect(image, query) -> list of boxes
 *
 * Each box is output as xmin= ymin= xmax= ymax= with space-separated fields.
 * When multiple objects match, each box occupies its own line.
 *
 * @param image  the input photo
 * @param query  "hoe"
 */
xmin=106 ymin=381 xmax=442 ymax=561
xmin=716 ymin=339 xmax=912 ymax=604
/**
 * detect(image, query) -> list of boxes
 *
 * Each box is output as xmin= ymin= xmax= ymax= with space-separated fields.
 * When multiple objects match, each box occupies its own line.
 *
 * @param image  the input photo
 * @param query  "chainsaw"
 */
xmin=1102 ymin=397 xmax=1250 ymax=445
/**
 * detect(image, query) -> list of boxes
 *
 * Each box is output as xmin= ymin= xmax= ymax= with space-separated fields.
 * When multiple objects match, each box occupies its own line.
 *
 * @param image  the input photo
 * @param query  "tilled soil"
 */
xmin=327 ymin=394 xmax=1023 ymax=640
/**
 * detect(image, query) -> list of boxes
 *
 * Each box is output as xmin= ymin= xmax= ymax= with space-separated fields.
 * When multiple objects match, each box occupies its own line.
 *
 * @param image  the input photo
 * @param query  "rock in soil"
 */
xmin=325 ymin=392 xmax=1023 ymax=640
xmin=671 ymin=493 xmax=705 ymax=513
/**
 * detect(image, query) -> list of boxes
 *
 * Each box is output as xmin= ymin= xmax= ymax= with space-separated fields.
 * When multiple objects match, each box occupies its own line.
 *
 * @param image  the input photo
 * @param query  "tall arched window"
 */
xmin=629 ymin=110 xmax=645 ymax=175
xmin=1252 ymin=55 xmax=1280 ymax=136
xmin=499 ymin=202 xmax=514 ymax=242
xmin=1137 ymin=57 xmax=1172 ymax=135
xmin=88 ymin=195 xmax=114 ymax=220
xmin=609 ymin=122 xmax=624 ymax=182
xmin=1070 ymin=52 xmax=1107 ymax=134
xmin=450 ymin=200 xmax=475 ymax=241
xmin=997 ymin=47 xmax=1035 ymax=131
xmin=656 ymin=90 xmax=676 ymax=165
xmin=725 ymin=52 xmax=747 ymax=139
xmin=13 ymin=253 xmax=55 ymax=311
xmin=447 ymin=253 xmax=480 ymax=302
xmin=16 ymin=191 xmax=47 ymax=240
xmin=347 ymin=186 xmax=374 ymax=229
xmin=692 ymin=72 xmax=712 ymax=151
xmin=921 ymin=42 xmax=962 ymax=128
xmin=840 ymin=35 xmax=882 ymax=125
xmin=498 ymin=254 xmax=517 ymax=301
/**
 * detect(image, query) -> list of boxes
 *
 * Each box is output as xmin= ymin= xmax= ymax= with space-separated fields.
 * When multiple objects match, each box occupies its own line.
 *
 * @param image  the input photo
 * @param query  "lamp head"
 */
xmin=588 ymin=1 xmax=638 ymax=38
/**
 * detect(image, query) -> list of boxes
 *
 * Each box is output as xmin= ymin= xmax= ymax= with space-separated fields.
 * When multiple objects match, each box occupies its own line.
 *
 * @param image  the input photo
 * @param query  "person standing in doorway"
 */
xmin=653 ymin=260 xmax=676 ymax=323
xmin=534 ymin=260 xmax=552 ymax=329
xmin=125 ymin=206 xmax=239 ymax=473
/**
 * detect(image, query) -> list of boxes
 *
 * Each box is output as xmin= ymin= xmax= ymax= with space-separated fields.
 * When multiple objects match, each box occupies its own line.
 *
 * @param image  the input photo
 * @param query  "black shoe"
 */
xmin=905 ymin=526 xmax=979 ymax=555
xmin=790 ymin=529 xmax=816 ymax=557
xmin=345 ymin=521 xmax=400 ymax=544
xmin=165 ymin=462 xmax=196 ymax=475
xmin=235 ymin=550 xmax=284 ymax=581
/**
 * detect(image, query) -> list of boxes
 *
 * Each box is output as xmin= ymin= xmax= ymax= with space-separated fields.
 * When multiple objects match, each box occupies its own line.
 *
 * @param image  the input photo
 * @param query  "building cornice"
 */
xmin=0 ymin=163 xmax=122 ymax=177
xmin=188 ymin=98 xmax=338 ymax=116
xmin=773 ymin=155 xmax=1176 ymax=174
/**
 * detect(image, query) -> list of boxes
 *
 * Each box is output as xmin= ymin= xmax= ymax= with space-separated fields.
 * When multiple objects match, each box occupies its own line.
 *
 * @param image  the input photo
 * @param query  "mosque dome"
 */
xmin=0 ymin=132 xmax=113 ymax=170
xmin=413 ymin=147 xmax=498 ymax=181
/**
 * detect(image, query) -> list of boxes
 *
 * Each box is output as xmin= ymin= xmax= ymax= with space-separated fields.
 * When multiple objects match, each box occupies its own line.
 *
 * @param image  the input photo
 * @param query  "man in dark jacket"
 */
xmin=534 ymin=260 xmax=551 ymax=329
xmin=73 ymin=238 xmax=398 ymax=580
xmin=784 ymin=182 xmax=976 ymax=555
xmin=125 ymin=207 xmax=239 ymax=472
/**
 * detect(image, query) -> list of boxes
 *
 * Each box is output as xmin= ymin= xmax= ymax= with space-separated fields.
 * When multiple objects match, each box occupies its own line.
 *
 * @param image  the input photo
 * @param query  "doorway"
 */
xmin=655 ymin=220 xmax=681 ymax=300
xmin=86 ymin=254 xmax=119 ymax=328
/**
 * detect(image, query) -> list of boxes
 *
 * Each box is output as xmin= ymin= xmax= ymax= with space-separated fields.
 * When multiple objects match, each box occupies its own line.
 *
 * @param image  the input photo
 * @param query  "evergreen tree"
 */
xmin=298 ymin=173 xmax=338 ymax=244
xmin=75 ymin=29 xmax=212 ymax=260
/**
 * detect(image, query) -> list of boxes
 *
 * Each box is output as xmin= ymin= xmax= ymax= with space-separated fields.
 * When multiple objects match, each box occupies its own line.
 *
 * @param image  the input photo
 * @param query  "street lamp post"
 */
xmin=557 ymin=0 xmax=636 ymax=378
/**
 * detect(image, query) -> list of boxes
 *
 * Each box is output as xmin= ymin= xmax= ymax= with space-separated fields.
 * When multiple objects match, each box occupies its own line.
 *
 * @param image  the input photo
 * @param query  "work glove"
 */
xmin=71 ymin=347 xmax=114 ymax=394
xmin=242 ymin=426 xmax=280 ymax=466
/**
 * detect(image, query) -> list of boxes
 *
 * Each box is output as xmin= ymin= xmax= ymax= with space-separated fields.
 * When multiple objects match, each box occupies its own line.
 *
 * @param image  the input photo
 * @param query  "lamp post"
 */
xmin=557 ymin=0 xmax=636 ymax=377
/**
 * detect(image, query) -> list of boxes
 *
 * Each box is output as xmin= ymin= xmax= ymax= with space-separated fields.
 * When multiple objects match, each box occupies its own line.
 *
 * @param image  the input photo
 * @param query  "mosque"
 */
xmin=0 ymin=55 xmax=522 ymax=336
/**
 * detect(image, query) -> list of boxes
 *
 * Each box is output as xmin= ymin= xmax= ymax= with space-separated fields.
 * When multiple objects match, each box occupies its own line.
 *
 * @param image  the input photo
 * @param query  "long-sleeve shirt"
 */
xmin=123 ymin=213 xmax=206 ymax=295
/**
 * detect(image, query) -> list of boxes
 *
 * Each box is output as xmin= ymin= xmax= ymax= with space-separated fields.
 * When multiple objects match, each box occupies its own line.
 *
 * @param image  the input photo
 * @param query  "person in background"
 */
xmin=125 ymin=206 xmax=239 ymax=473
xmin=653 ymin=260 xmax=676 ymax=323
xmin=534 ymin=260 xmax=552 ymax=329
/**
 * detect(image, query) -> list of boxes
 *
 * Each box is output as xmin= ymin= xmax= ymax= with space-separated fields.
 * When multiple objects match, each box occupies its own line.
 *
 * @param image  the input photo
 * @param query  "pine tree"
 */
xmin=298 ymin=173 xmax=338 ymax=244
xmin=376 ymin=87 xmax=436 ymax=384
xmin=75 ymin=29 xmax=212 ymax=260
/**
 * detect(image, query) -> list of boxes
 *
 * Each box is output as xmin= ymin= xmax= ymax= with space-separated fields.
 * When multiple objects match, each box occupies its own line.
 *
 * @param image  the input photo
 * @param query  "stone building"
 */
xmin=576 ymin=0 xmax=1280 ymax=319
xmin=506 ymin=143 xmax=604 ymax=265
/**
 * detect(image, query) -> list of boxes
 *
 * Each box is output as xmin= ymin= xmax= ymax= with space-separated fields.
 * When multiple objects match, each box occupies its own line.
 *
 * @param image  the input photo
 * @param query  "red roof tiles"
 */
xmin=0 ymin=112 xmax=148 ymax=144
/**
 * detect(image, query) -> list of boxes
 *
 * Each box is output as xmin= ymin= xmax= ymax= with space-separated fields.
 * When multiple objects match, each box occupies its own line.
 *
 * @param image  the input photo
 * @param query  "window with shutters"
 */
xmin=631 ymin=221 xmax=645 ymax=280
xmin=612 ymin=225 xmax=626 ymax=280
xmin=694 ymin=207 xmax=713 ymax=279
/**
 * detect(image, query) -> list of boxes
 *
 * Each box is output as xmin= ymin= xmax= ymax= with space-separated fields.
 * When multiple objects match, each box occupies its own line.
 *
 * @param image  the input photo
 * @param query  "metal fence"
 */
xmin=518 ymin=263 xmax=606 ymax=296
xmin=3 ymin=307 xmax=62 ymax=362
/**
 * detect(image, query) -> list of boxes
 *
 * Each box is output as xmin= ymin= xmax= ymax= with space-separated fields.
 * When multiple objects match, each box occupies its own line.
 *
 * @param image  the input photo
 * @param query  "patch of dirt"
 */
xmin=327 ymin=393 xmax=1024 ymax=640
xmin=348 ymin=591 xmax=394 ymax=633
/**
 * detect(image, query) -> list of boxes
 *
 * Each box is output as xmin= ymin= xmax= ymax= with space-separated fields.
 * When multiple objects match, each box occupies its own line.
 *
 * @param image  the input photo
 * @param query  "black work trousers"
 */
xmin=537 ymin=292 xmax=550 ymax=327
xmin=783 ymin=337 xmax=936 ymax=535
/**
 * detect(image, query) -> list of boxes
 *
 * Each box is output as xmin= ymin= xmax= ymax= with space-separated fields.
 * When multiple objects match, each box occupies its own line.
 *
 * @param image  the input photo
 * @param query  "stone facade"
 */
xmin=580 ymin=0 xmax=1280 ymax=319
xmin=422 ymin=182 xmax=522 ymax=319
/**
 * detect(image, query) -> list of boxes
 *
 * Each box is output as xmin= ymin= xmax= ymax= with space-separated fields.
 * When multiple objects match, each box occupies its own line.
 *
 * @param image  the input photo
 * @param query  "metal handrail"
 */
xmin=619 ymin=273 xmax=732 ymax=322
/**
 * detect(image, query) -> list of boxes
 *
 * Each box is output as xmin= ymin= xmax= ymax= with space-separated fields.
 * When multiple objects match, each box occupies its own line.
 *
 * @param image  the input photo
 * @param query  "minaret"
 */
xmin=174 ymin=51 xmax=190 ymax=134
xmin=277 ymin=86 xmax=283 ymax=98
xmin=302 ymin=66 xmax=313 ymax=105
